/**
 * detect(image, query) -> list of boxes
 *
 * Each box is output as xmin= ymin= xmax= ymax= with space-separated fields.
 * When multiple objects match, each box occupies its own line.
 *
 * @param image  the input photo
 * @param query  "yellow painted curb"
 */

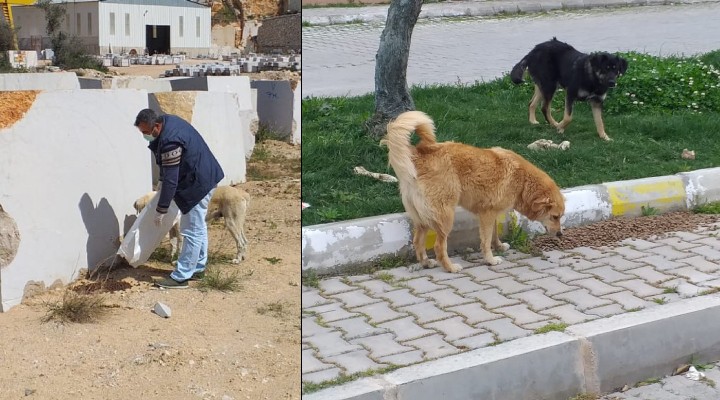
xmin=606 ymin=179 xmax=686 ymax=216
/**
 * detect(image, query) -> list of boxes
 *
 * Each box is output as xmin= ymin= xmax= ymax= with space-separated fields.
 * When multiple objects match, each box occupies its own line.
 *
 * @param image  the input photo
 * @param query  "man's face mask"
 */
xmin=143 ymin=134 xmax=155 ymax=142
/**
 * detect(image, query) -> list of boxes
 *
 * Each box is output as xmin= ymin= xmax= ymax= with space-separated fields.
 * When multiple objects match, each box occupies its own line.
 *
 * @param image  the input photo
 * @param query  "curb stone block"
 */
xmin=604 ymin=175 xmax=686 ymax=217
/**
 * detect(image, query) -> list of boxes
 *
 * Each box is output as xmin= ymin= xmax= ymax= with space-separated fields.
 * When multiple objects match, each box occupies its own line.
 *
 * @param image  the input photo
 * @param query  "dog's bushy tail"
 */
xmin=510 ymin=56 xmax=528 ymax=84
xmin=381 ymin=111 xmax=436 ymax=182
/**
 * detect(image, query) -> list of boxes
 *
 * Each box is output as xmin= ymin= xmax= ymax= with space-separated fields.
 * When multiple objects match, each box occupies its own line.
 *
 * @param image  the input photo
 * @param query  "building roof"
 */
xmin=42 ymin=0 xmax=209 ymax=7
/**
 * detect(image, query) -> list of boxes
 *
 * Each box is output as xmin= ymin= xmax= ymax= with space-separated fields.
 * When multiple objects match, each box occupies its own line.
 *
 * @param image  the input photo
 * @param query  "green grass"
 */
xmin=302 ymin=365 xmax=400 ymax=394
xmin=197 ymin=268 xmax=243 ymax=292
xmin=694 ymin=201 xmax=720 ymax=214
xmin=42 ymin=291 xmax=110 ymax=323
xmin=533 ymin=322 xmax=568 ymax=334
xmin=641 ymin=204 xmax=659 ymax=216
xmin=302 ymin=51 xmax=720 ymax=226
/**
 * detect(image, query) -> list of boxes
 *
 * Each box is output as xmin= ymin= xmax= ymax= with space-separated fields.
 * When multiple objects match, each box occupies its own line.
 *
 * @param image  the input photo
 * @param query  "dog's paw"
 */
xmin=529 ymin=120 xmax=540 ymax=125
xmin=486 ymin=256 xmax=504 ymax=266
xmin=408 ymin=263 xmax=423 ymax=272
xmin=601 ymin=135 xmax=613 ymax=141
xmin=446 ymin=263 xmax=463 ymax=273
xmin=557 ymin=127 xmax=565 ymax=134
xmin=498 ymin=242 xmax=511 ymax=252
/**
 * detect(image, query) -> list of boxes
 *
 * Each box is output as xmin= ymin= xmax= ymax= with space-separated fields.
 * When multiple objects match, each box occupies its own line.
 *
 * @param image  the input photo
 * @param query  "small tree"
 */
xmin=0 ymin=21 xmax=16 ymax=70
xmin=36 ymin=0 xmax=106 ymax=71
xmin=365 ymin=0 xmax=423 ymax=139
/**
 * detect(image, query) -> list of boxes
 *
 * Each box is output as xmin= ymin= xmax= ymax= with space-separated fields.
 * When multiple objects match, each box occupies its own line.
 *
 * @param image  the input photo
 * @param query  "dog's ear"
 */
xmin=618 ymin=57 xmax=629 ymax=75
xmin=531 ymin=196 xmax=553 ymax=217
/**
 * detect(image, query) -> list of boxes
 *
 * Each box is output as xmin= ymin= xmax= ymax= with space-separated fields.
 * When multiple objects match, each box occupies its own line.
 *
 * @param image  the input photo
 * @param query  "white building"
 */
xmin=12 ymin=0 xmax=212 ymax=56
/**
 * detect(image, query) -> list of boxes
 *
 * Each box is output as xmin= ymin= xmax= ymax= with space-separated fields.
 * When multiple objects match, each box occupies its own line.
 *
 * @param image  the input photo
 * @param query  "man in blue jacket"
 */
xmin=134 ymin=109 xmax=225 ymax=289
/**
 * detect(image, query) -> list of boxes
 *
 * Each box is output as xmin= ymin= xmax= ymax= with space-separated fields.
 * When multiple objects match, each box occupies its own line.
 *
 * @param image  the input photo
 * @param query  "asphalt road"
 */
xmin=302 ymin=3 xmax=720 ymax=97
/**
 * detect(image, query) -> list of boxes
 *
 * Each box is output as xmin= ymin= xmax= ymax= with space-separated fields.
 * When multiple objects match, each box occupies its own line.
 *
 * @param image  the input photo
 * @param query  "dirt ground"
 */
xmin=0 ymin=140 xmax=301 ymax=400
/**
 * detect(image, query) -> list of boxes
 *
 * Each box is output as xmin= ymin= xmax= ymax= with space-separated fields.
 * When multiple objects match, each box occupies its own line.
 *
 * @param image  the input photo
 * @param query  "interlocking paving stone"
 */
xmin=647 ymin=245 xmax=693 ymax=260
xmin=476 ymin=318 xmax=532 ymax=341
xmin=671 ymin=231 xmax=706 ymax=242
xmin=440 ymin=276 xmax=490 ymax=293
xmin=689 ymin=245 xmax=720 ymax=261
xmin=378 ymin=316 xmax=434 ymax=342
xmin=482 ymin=276 xmax=537 ymax=295
xmin=635 ymin=255 xmax=688 ymax=271
xmin=661 ymin=278 xmax=704 ymax=297
xmin=593 ymin=255 xmax=646 ymax=271
xmin=621 ymin=238 xmax=662 ymax=250
xmin=661 ymin=374 xmax=720 ymax=398
xmin=447 ymin=303 xmax=503 ymax=324
xmin=525 ymin=276 xmax=577 ymax=296
xmin=420 ymin=288 xmax=474 ymax=307
xmin=304 ymin=331 xmax=363 ymax=357
xmin=608 ymin=246 xmax=647 ymax=260
xmin=384 ymin=267 xmax=424 ymax=280
xmin=655 ymin=236 xmax=702 ymax=250
xmin=666 ymin=266 xmax=718 ymax=283
xmin=583 ymin=265 xmax=634 ymax=283
xmin=301 ymin=367 xmax=342 ymax=384
xmin=304 ymin=302 xmax=359 ymax=323
xmin=463 ymin=266 xmax=508 ymax=281
xmin=397 ymin=301 xmax=454 ymax=324
xmin=541 ymin=249 xmax=573 ymax=263
xmin=351 ymin=333 xmax=416 ymax=358
xmin=302 ymin=317 xmax=333 ymax=338
xmin=624 ymin=266 xmax=675 ymax=284
xmin=404 ymin=334 xmax=459 ymax=359
xmin=464 ymin=256 xmax=518 ymax=270
xmin=699 ymin=278 xmax=720 ymax=288
xmin=692 ymin=237 xmax=720 ymax=250
xmin=415 ymin=258 xmax=475 ymax=281
xmin=451 ymin=332 xmax=496 ymax=349
xmin=613 ymin=279 xmax=665 ymax=298
xmin=585 ymin=303 xmax=626 ymax=317
xmin=377 ymin=350 xmax=424 ymax=366
xmin=501 ymin=250 xmax=532 ymax=261
xmin=466 ymin=288 xmax=520 ymax=308
xmin=677 ymin=255 xmax=720 ymax=273
xmin=509 ymin=289 xmax=565 ymax=310
xmin=357 ymin=279 xmax=398 ymax=295
xmin=540 ymin=304 xmax=597 ymax=324
xmin=302 ymin=288 xmax=331 ymax=308
xmin=496 ymin=266 xmax=547 ymax=282
xmin=325 ymin=349 xmax=386 ymax=375
xmin=494 ymin=304 xmax=551 ymax=325
xmin=401 ymin=277 xmax=448 ymax=294
xmin=380 ymin=288 xmax=425 ymax=307
xmin=425 ymin=316 xmax=484 ymax=341
xmin=327 ymin=316 xmax=388 ymax=339
xmin=302 ymin=349 xmax=334 ymax=374
xmin=571 ymin=277 xmax=624 ymax=296
xmin=568 ymin=247 xmax=607 ymax=259
xmin=544 ymin=266 xmax=593 ymax=282
xmin=319 ymin=277 xmax=357 ymax=294
xmin=522 ymin=257 xmax=558 ymax=270
xmin=559 ymin=257 xmax=603 ymax=271
xmin=554 ymin=289 xmax=613 ymax=310
xmin=345 ymin=274 xmax=373 ymax=283
xmin=352 ymin=302 xmax=406 ymax=325
xmin=602 ymin=290 xmax=652 ymax=310
xmin=615 ymin=382 xmax=686 ymax=399
xmin=330 ymin=289 xmax=381 ymax=308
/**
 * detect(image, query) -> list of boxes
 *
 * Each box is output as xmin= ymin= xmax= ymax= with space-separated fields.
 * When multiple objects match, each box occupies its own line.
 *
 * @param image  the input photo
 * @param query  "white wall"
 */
xmin=0 ymin=89 xmax=150 ymax=311
xmin=206 ymin=76 xmax=257 ymax=160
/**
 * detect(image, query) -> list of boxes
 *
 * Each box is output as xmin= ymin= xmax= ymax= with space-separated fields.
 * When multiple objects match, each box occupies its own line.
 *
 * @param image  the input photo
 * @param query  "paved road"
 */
xmin=303 ymin=3 xmax=720 ymax=97
xmin=601 ymin=363 xmax=720 ymax=399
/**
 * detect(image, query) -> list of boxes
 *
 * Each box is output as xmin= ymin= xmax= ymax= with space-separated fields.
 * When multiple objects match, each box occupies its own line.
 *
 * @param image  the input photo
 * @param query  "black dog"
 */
xmin=511 ymin=37 xmax=628 ymax=141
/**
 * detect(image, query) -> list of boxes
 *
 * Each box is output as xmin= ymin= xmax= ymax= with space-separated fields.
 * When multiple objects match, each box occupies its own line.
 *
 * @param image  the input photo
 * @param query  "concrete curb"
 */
xmin=304 ymin=295 xmax=720 ymax=399
xmin=301 ymin=0 xmax=717 ymax=26
xmin=302 ymin=168 xmax=720 ymax=274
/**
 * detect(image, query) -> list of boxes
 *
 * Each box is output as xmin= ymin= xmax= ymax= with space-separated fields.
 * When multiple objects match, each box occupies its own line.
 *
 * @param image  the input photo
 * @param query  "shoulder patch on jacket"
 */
xmin=161 ymin=147 xmax=183 ymax=166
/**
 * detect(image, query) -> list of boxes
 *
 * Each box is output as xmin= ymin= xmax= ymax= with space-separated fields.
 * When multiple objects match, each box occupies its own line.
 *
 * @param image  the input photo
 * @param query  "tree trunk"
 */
xmin=365 ymin=0 xmax=422 ymax=139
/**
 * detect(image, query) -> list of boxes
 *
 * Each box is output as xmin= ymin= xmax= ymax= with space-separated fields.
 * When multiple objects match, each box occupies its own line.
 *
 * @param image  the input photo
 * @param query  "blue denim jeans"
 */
xmin=170 ymin=188 xmax=215 ymax=282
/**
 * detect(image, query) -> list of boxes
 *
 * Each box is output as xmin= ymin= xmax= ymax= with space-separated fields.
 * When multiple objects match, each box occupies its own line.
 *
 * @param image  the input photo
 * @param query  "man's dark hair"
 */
xmin=134 ymin=108 xmax=163 ymax=127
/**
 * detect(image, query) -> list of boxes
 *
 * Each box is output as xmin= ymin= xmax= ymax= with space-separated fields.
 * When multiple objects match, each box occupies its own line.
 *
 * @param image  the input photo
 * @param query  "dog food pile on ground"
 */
xmin=533 ymin=211 xmax=720 ymax=251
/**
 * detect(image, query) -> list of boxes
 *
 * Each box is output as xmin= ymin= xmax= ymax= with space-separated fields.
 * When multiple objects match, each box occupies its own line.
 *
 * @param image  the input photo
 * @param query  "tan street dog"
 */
xmin=133 ymin=185 xmax=250 ymax=263
xmin=205 ymin=185 xmax=251 ymax=263
xmin=382 ymin=110 xmax=565 ymax=273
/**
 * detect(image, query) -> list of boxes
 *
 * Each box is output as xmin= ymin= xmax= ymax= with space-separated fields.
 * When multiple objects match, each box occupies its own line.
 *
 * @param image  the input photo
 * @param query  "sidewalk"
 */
xmin=302 ymin=0 xmax=719 ymax=25
xmin=303 ymin=227 xmax=720 ymax=399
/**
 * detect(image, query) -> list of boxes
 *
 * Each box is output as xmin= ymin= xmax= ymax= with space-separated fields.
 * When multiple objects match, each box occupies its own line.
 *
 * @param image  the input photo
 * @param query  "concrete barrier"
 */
xmin=302 ymin=169 xmax=720 ymax=275
xmin=0 ymin=72 xmax=80 ymax=91
xmin=0 ymin=89 xmax=149 ymax=311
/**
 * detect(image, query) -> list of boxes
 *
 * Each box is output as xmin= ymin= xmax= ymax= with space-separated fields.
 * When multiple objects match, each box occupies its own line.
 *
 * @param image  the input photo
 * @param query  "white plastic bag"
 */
xmin=117 ymin=191 xmax=181 ymax=267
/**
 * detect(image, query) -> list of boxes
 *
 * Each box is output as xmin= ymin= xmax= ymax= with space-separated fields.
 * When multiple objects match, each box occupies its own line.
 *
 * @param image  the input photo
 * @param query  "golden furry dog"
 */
xmin=133 ymin=185 xmax=250 ymax=264
xmin=382 ymin=111 xmax=565 ymax=273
